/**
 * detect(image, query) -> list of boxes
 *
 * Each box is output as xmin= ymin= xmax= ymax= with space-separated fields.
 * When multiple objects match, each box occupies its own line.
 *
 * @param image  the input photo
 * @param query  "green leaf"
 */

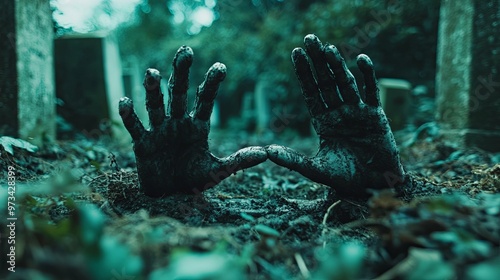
xmin=405 ymin=248 xmax=455 ymax=280
xmin=0 ymin=136 xmax=38 ymax=155
xmin=149 ymin=251 xmax=244 ymax=280
xmin=466 ymin=256 xmax=500 ymax=280
xmin=240 ymin=212 xmax=255 ymax=222
xmin=254 ymin=224 xmax=280 ymax=237
xmin=314 ymin=242 xmax=366 ymax=280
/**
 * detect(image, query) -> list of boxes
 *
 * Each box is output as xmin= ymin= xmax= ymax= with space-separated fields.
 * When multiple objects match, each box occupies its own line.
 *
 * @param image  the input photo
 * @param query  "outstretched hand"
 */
xmin=119 ymin=46 xmax=267 ymax=197
xmin=267 ymin=35 xmax=406 ymax=197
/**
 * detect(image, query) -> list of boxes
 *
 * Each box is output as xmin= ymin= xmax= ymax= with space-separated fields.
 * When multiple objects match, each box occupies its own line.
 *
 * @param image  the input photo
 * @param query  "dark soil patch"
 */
xmin=1 ymin=131 xmax=499 ymax=279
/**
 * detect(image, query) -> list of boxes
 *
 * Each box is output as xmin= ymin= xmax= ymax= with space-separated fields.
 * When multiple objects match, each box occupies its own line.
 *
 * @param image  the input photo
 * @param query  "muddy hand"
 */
xmin=119 ymin=46 xmax=267 ymax=197
xmin=267 ymin=34 xmax=405 ymax=197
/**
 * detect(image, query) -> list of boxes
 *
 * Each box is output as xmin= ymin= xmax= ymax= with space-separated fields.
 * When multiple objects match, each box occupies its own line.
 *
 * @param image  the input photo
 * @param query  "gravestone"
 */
xmin=240 ymin=92 xmax=256 ymax=131
xmin=55 ymin=32 xmax=128 ymax=141
xmin=210 ymin=102 xmax=220 ymax=128
xmin=378 ymin=78 xmax=412 ymax=131
xmin=0 ymin=0 xmax=55 ymax=145
xmin=436 ymin=0 xmax=500 ymax=152
xmin=255 ymin=76 xmax=271 ymax=133
xmin=122 ymin=56 xmax=148 ymax=125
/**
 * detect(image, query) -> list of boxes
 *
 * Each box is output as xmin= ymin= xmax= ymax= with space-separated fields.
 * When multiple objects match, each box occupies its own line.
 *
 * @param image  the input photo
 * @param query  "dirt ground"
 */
xmin=1 ymin=129 xmax=499 ymax=280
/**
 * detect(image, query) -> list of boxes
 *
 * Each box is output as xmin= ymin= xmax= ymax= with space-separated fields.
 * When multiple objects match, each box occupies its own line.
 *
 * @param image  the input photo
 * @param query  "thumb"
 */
xmin=266 ymin=144 xmax=324 ymax=180
xmin=217 ymin=146 xmax=268 ymax=175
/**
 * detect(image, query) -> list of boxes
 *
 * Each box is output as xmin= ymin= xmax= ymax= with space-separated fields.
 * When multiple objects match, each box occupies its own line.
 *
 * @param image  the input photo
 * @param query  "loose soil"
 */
xmin=1 ymin=130 xmax=499 ymax=279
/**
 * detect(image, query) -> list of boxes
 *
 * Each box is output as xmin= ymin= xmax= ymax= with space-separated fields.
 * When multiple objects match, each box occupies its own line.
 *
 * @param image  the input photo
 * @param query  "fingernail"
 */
xmin=209 ymin=62 xmax=227 ymax=81
xmin=356 ymin=54 xmax=373 ymax=71
xmin=119 ymin=97 xmax=133 ymax=116
xmin=291 ymin=48 xmax=307 ymax=62
xmin=143 ymin=68 xmax=161 ymax=90
xmin=325 ymin=45 xmax=342 ymax=62
xmin=145 ymin=68 xmax=161 ymax=79
xmin=304 ymin=34 xmax=319 ymax=45
xmin=174 ymin=46 xmax=194 ymax=70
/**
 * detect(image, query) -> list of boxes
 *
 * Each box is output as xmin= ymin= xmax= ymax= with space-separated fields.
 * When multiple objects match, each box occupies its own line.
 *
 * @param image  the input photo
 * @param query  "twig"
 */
xmin=99 ymin=200 xmax=121 ymax=218
xmin=322 ymin=200 xmax=341 ymax=226
xmin=343 ymin=199 xmax=364 ymax=208
xmin=294 ymin=253 xmax=311 ymax=279
xmin=321 ymin=200 xmax=341 ymax=248
xmin=343 ymin=199 xmax=368 ymax=219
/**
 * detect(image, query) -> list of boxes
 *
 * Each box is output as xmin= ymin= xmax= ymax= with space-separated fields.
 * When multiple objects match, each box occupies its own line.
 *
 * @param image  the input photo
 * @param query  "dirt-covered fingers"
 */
xmin=357 ymin=54 xmax=381 ymax=107
xmin=169 ymin=46 xmax=194 ymax=118
xmin=324 ymin=45 xmax=361 ymax=105
xmin=291 ymin=48 xmax=326 ymax=117
xmin=218 ymin=146 xmax=268 ymax=174
xmin=143 ymin=68 xmax=165 ymax=129
xmin=193 ymin=62 xmax=227 ymax=121
xmin=303 ymin=34 xmax=342 ymax=108
xmin=119 ymin=97 xmax=146 ymax=141
xmin=265 ymin=144 xmax=325 ymax=179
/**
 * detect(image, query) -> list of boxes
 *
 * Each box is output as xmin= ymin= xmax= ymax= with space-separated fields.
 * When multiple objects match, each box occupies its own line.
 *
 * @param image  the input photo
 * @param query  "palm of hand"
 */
xmin=267 ymin=35 xmax=405 ymax=197
xmin=119 ymin=46 xmax=266 ymax=197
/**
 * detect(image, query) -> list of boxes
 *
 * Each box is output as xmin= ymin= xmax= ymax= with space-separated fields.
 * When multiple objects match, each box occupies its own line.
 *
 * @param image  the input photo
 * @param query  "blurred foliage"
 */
xmin=313 ymin=242 xmax=366 ymax=280
xmin=365 ymin=192 xmax=500 ymax=279
xmin=0 ymin=173 xmax=142 ymax=280
xmin=149 ymin=249 xmax=246 ymax=279
xmin=117 ymin=0 xmax=174 ymax=61
xmin=114 ymin=0 xmax=439 ymax=133
xmin=2 ymin=174 xmax=499 ymax=279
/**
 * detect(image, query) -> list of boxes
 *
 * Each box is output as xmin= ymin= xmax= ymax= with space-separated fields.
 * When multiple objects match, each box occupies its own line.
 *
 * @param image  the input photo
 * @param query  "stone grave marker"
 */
xmin=0 ymin=0 xmax=55 ymax=145
xmin=240 ymin=92 xmax=256 ymax=131
xmin=379 ymin=78 xmax=412 ymax=131
xmin=122 ymin=56 xmax=148 ymax=126
xmin=436 ymin=0 xmax=500 ymax=152
xmin=255 ymin=76 xmax=271 ymax=133
xmin=54 ymin=32 xmax=128 ymax=141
